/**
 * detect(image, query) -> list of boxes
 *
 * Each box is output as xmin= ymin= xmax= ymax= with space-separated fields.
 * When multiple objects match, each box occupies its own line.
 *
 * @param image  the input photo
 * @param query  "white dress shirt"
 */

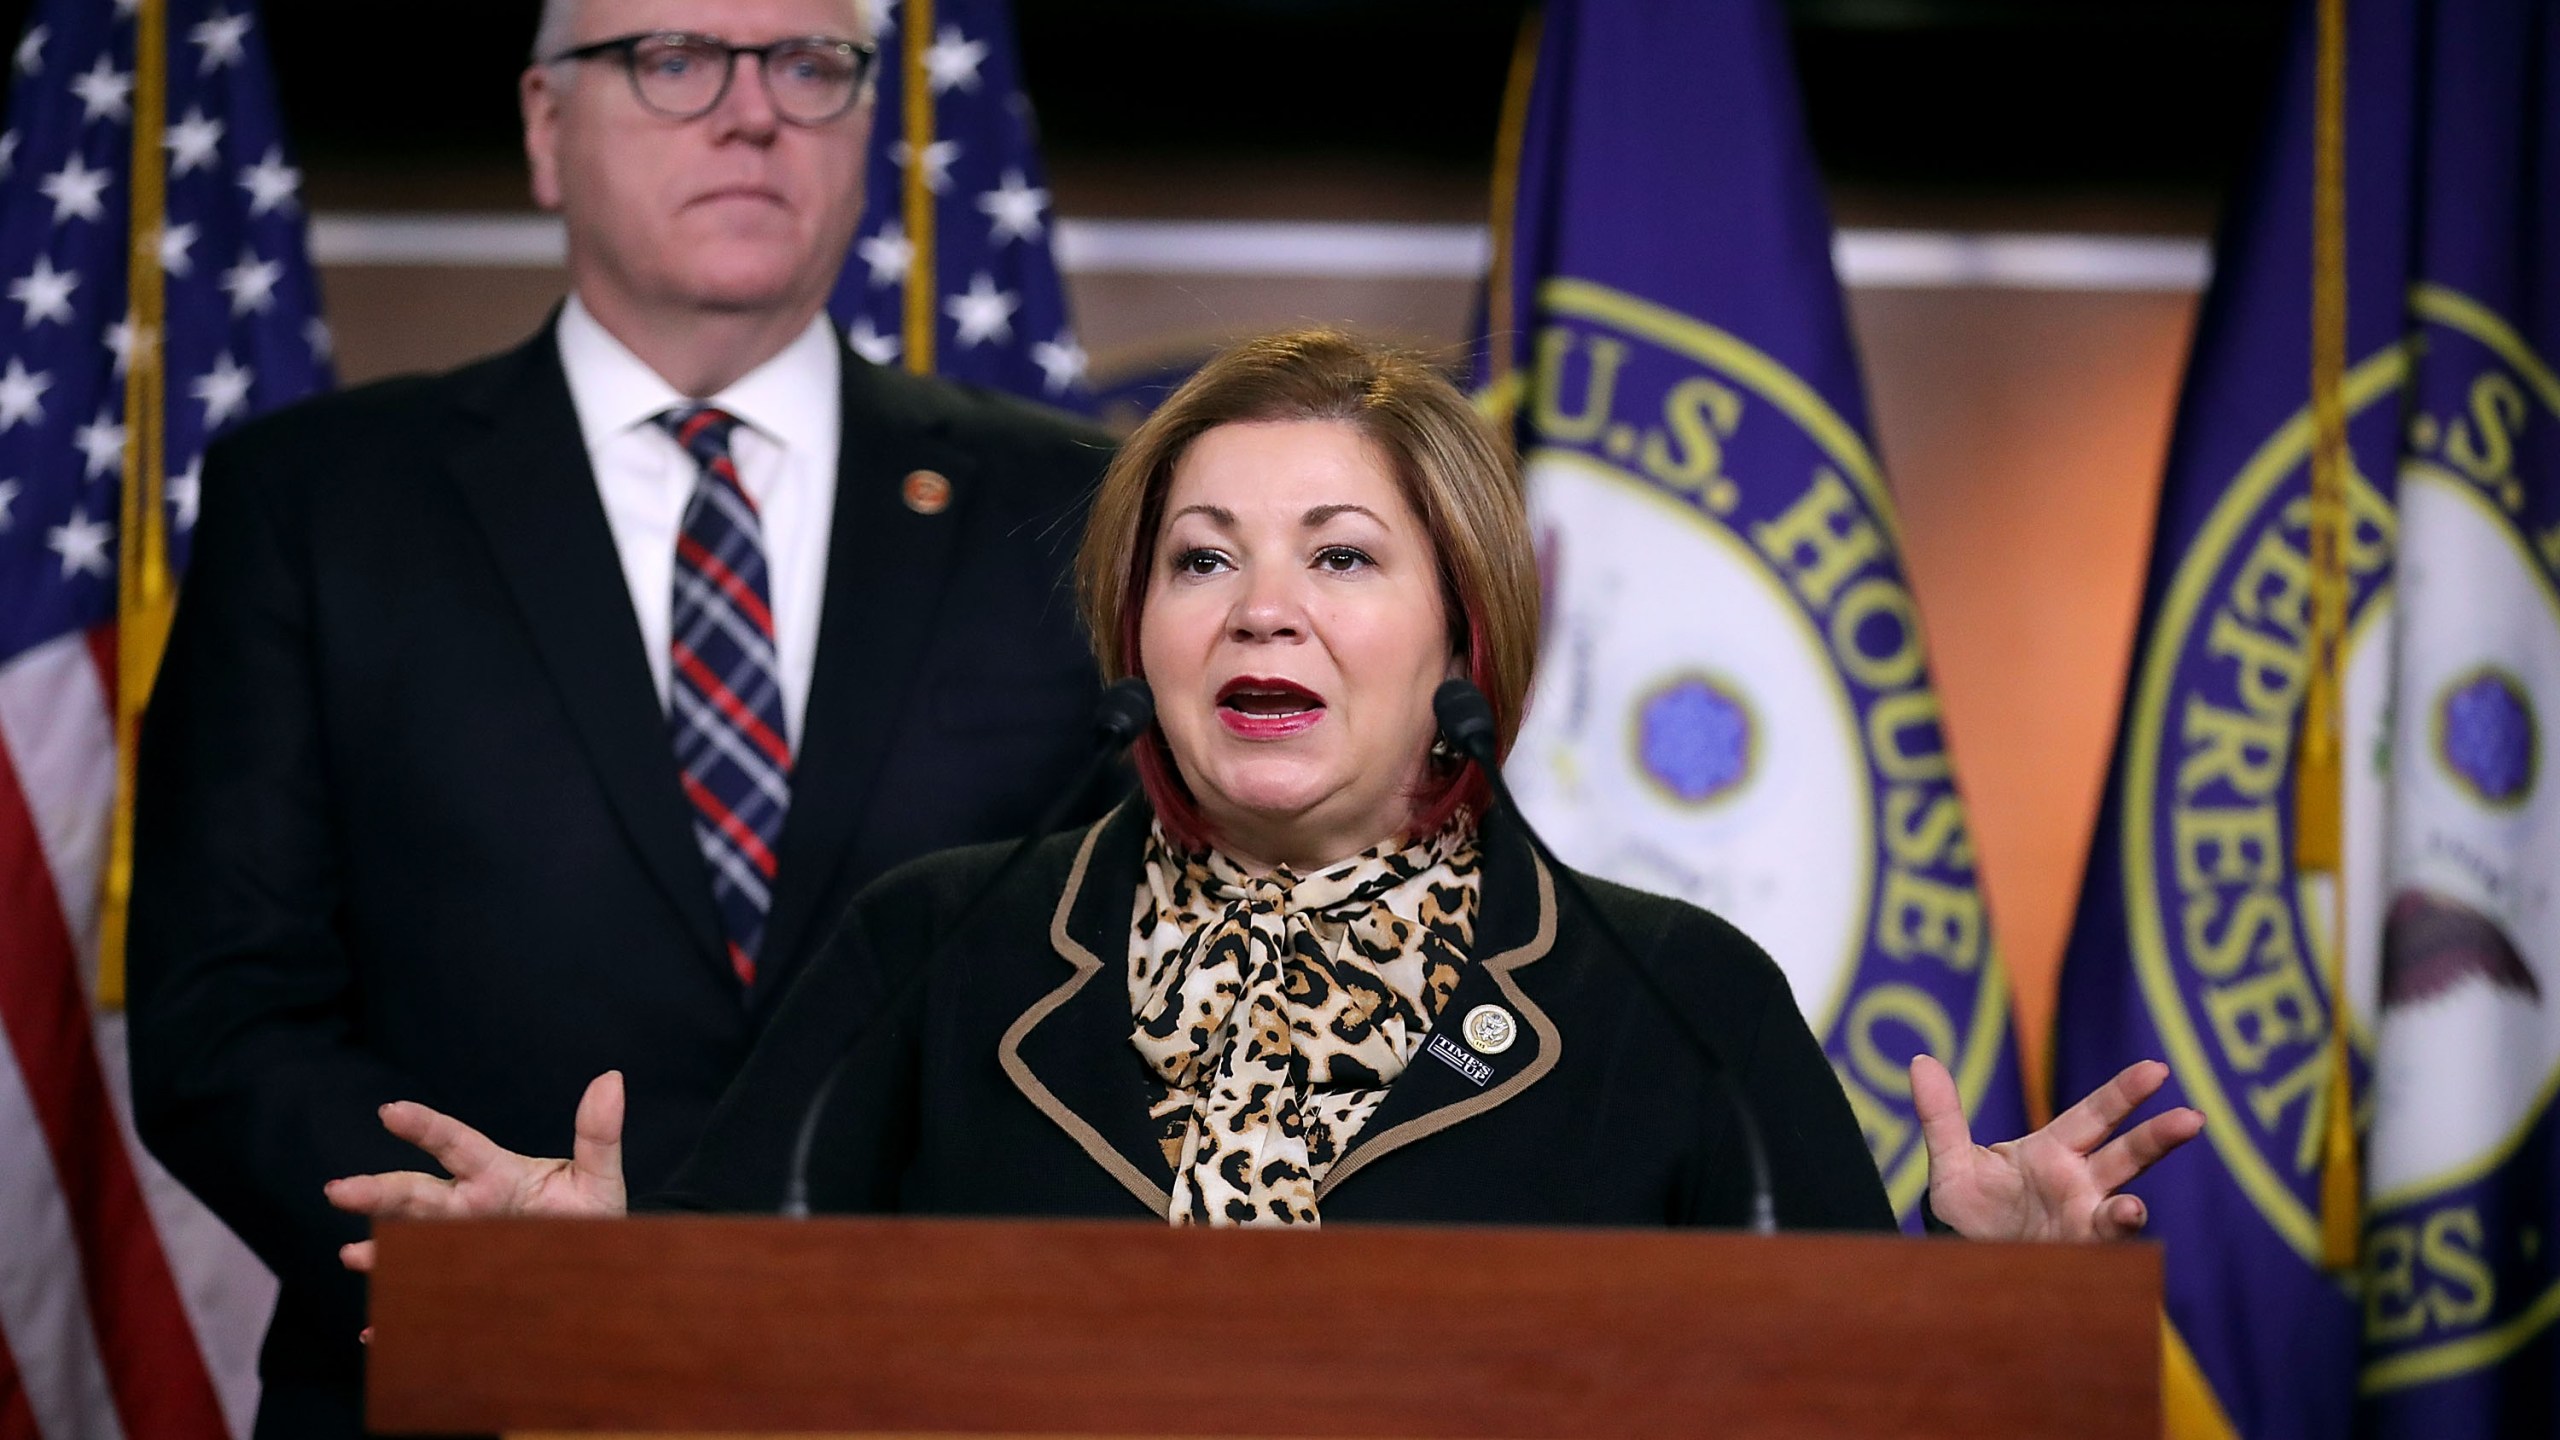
xmin=556 ymin=296 xmax=840 ymax=753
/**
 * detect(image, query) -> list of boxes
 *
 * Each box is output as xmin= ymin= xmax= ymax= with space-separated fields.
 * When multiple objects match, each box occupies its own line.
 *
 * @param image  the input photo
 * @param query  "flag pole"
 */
xmin=1477 ymin=7 xmax=1541 ymax=427
xmin=100 ymin=0 xmax=174 ymax=1009
xmin=2299 ymin=0 xmax=2360 ymax=1274
xmin=901 ymin=0 xmax=937 ymax=375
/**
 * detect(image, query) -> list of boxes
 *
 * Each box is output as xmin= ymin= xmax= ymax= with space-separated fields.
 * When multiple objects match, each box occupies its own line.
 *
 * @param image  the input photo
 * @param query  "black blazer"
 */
xmin=126 ymin=323 xmax=1114 ymax=1414
xmin=664 ymin=799 xmax=1898 ymax=1231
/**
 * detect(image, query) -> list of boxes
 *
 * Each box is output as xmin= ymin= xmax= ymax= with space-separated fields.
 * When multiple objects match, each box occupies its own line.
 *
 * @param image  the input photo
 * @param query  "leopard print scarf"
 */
xmin=1128 ymin=819 xmax=1480 ymax=1226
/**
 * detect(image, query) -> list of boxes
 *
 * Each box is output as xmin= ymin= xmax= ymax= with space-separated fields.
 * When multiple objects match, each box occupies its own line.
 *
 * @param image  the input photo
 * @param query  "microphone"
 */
xmin=1087 ymin=674 xmax=1159 ymax=749
xmin=779 ymin=677 xmax=1153 ymax=1217
xmin=1433 ymin=679 xmax=1779 ymax=1235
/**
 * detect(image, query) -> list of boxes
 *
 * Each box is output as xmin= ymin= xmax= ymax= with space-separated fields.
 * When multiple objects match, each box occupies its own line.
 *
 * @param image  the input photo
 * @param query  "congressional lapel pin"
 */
xmin=1426 ymin=1032 xmax=1495 ymax=1087
xmin=901 ymin=468 xmax=952 ymax=515
xmin=1462 ymin=1003 xmax=1518 ymax=1055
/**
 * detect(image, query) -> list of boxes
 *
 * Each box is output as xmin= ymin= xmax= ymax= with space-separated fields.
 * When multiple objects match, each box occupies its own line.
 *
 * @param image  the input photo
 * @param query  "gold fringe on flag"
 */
xmin=1475 ymin=7 xmax=1541 ymax=427
xmin=2299 ymin=0 xmax=2360 ymax=1273
xmin=901 ymin=0 xmax=937 ymax=375
xmin=100 ymin=0 xmax=174 ymax=1010
xmin=2162 ymin=1315 xmax=2244 ymax=1440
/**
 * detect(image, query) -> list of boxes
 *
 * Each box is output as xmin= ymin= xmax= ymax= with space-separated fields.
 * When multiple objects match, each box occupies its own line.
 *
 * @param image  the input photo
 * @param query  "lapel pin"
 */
xmin=1461 ymin=1003 xmax=1518 ymax=1055
xmin=901 ymin=468 xmax=952 ymax=515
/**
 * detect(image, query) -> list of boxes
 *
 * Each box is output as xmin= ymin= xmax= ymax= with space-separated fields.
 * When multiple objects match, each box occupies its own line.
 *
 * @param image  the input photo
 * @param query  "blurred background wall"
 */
xmin=0 ymin=0 xmax=2292 ymax=1110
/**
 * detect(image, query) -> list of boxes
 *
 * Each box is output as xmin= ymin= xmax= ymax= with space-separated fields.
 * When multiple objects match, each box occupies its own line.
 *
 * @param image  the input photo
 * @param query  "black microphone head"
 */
xmin=1432 ymin=678 xmax=1500 ymax=766
xmin=1094 ymin=676 xmax=1155 ymax=743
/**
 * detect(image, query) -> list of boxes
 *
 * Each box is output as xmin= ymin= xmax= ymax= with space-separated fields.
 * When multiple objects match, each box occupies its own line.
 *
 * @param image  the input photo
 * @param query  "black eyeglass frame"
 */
xmin=543 ymin=31 xmax=880 ymax=125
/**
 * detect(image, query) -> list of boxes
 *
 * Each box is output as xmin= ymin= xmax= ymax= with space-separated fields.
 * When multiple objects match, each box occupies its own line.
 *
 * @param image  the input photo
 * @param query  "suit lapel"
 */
xmin=443 ymin=327 xmax=726 ymax=965
xmin=995 ymin=803 xmax=1566 ymax=1215
xmin=997 ymin=803 xmax=1175 ymax=1216
xmin=1318 ymin=813 xmax=1562 ymax=1198
xmin=756 ymin=352 xmax=980 ymax=997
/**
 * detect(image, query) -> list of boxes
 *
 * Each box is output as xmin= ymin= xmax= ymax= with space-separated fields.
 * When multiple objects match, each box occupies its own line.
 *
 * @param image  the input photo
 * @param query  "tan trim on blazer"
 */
xmin=1315 ymin=851 xmax=1562 ymax=1198
xmin=997 ymin=808 xmax=1173 ymax=1217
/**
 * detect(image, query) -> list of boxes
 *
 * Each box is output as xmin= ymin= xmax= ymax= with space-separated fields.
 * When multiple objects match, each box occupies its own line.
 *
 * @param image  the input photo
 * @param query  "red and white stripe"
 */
xmin=0 ymin=628 xmax=273 ymax=1440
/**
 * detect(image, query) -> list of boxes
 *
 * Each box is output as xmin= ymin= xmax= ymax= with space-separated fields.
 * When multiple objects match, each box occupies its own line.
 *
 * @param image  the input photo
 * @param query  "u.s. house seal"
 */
xmin=2117 ymin=283 xmax=2560 ymax=1394
xmin=1506 ymin=278 xmax=2010 ymax=1212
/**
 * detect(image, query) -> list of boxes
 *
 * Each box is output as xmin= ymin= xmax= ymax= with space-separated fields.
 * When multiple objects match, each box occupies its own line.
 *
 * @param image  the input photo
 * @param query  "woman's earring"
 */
xmin=1429 ymin=736 xmax=1458 ymax=766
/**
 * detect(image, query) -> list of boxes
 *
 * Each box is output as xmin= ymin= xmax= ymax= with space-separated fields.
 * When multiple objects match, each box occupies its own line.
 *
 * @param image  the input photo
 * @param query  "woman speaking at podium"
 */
xmin=328 ymin=331 xmax=2196 ymax=1246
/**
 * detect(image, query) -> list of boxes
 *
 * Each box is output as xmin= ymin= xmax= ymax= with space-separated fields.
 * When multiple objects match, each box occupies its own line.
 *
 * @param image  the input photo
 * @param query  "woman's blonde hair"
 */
xmin=1074 ymin=329 xmax=1540 ymax=843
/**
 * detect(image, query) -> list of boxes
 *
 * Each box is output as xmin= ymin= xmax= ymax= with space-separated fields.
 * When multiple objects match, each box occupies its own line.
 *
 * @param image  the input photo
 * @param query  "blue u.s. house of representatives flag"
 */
xmin=827 ymin=0 xmax=1087 ymax=411
xmin=2056 ymin=0 xmax=2560 ymax=1434
xmin=1479 ymin=0 xmax=2028 ymax=1225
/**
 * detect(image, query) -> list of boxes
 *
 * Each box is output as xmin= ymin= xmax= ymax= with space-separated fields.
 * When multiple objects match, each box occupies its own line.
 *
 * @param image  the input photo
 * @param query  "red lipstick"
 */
xmin=1214 ymin=676 xmax=1326 ymax=740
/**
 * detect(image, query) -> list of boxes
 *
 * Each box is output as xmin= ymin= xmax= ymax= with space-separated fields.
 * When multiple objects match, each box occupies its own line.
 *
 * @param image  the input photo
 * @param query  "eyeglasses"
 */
xmin=544 ymin=32 xmax=879 ymax=125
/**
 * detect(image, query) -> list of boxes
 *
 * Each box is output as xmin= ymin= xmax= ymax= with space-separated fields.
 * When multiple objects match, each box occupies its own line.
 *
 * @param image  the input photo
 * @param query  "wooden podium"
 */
xmin=365 ymin=1216 xmax=2160 ymax=1439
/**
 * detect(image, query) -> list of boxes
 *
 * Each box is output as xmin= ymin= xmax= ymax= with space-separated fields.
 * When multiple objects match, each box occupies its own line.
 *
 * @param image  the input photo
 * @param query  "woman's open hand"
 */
xmin=324 ymin=1069 xmax=630 ymax=1278
xmin=1913 ymin=1055 xmax=2203 ymax=1242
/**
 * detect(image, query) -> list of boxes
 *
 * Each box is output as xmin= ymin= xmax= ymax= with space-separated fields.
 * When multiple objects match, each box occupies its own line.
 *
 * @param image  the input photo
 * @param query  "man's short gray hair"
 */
xmin=530 ymin=0 xmax=878 ymax=71
xmin=531 ymin=0 xmax=579 ymax=64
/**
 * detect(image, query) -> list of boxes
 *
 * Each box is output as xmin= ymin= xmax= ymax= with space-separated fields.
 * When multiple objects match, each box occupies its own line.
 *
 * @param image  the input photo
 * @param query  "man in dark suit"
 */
xmin=124 ymin=1 xmax=1110 ymax=1434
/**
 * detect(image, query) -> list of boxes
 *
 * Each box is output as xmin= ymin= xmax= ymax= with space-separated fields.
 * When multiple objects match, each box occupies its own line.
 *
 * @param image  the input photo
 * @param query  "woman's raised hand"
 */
xmin=325 ymin=1069 xmax=630 ymax=1277
xmin=1912 ymin=1054 xmax=2203 ymax=1243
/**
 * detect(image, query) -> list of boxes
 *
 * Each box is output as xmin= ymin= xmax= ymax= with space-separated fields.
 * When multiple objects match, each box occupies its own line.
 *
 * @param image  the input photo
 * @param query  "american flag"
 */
xmin=0 ymin=0 xmax=327 ymax=1435
xmin=828 ymin=0 xmax=1089 ymax=409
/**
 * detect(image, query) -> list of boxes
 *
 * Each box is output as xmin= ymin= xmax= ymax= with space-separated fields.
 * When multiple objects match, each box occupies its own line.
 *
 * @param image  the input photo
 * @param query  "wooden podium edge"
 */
xmin=372 ymin=1214 xmax=2161 ymax=1439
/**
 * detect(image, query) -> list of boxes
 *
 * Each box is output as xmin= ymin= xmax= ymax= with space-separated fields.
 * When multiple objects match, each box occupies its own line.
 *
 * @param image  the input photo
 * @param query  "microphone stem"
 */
xmin=781 ymin=725 xmax=1132 ymax=1218
xmin=1476 ymin=763 xmax=1779 ymax=1236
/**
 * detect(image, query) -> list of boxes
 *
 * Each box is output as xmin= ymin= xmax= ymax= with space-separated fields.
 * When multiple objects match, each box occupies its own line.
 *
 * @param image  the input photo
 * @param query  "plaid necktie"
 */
xmin=656 ymin=405 xmax=792 ymax=988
